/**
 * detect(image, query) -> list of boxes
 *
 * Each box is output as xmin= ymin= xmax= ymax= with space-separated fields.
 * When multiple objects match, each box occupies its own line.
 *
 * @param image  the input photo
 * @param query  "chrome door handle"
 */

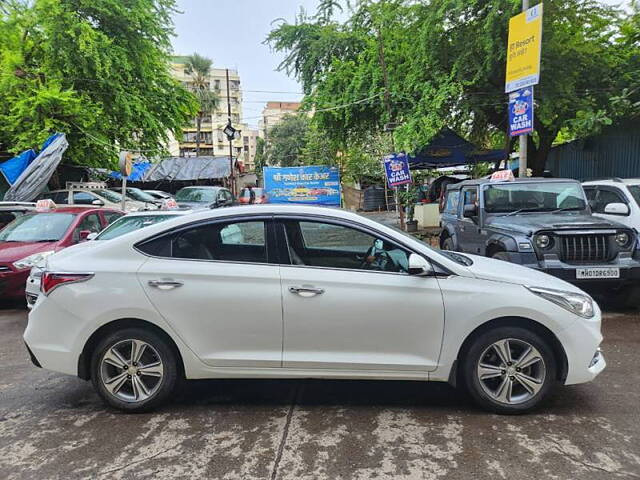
xmin=289 ymin=286 xmax=325 ymax=296
xmin=148 ymin=279 xmax=183 ymax=290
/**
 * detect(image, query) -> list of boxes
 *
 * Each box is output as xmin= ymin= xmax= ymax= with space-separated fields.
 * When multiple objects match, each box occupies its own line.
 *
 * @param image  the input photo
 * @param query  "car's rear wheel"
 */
xmin=90 ymin=328 xmax=178 ymax=412
xmin=461 ymin=327 xmax=557 ymax=414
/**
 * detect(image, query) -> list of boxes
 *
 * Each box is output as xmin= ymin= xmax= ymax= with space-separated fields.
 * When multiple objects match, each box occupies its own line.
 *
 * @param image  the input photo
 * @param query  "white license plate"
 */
xmin=576 ymin=267 xmax=620 ymax=279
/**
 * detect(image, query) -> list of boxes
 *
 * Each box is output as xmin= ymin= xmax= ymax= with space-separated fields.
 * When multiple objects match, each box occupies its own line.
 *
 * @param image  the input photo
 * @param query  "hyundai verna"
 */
xmin=24 ymin=205 xmax=605 ymax=414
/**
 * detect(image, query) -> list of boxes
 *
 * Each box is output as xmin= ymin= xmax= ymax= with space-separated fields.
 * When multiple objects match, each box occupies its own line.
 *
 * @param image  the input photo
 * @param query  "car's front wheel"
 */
xmin=90 ymin=328 xmax=179 ymax=412
xmin=461 ymin=327 xmax=557 ymax=414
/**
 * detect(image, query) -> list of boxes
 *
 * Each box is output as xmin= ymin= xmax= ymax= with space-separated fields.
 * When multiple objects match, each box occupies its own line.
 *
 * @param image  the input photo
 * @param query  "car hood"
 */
xmin=459 ymin=253 xmax=585 ymax=293
xmin=485 ymin=212 xmax=624 ymax=235
xmin=0 ymin=241 xmax=59 ymax=263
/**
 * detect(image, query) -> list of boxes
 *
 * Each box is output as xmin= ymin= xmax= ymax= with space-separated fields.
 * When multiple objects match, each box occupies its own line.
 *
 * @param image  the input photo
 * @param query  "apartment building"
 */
xmin=170 ymin=56 xmax=257 ymax=170
xmin=259 ymin=101 xmax=302 ymax=140
xmin=241 ymin=128 xmax=260 ymax=172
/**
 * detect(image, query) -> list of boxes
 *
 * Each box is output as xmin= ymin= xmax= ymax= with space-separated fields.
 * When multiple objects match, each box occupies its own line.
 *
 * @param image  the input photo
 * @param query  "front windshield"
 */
xmin=0 ymin=213 xmax=75 ymax=242
xmin=175 ymin=188 xmax=216 ymax=203
xmin=627 ymin=185 xmax=640 ymax=207
xmin=484 ymin=182 xmax=586 ymax=214
xmin=127 ymin=189 xmax=157 ymax=203
xmin=96 ymin=214 xmax=175 ymax=240
xmin=94 ymin=189 xmax=123 ymax=203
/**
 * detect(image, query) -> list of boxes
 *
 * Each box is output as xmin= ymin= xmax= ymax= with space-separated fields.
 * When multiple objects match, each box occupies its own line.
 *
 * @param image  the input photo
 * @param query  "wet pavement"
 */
xmin=1 ymin=303 xmax=639 ymax=479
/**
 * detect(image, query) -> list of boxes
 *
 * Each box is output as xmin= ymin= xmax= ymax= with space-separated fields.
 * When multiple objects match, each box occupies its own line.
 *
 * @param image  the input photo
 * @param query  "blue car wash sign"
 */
xmin=263 ymin=166 xmax=341 ymax=206
xmin=383 ymin=153 xmax=412 ymax=187
xmin=509 ymin=87 xmax=534 ymax=136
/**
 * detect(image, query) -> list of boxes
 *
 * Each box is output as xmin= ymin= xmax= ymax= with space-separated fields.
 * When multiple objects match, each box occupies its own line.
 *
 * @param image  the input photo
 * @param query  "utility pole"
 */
xmin=226 ymin=68 xmax=235 ymax=196
xmin=376 ymin=26 xmax=405 ymax=229
xmin=519 ymin=0 xmax=529 ymax=178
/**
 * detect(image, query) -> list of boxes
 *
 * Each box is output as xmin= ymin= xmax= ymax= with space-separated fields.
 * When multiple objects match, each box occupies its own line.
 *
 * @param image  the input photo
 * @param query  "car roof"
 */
xmin=118 ymin=209 xmax=192 ymax=217
xmin=25 ymin=206 xmax=117 ymax=215
xmin=583 ymin=178 xmax=640 ymax=186
xmin=179 ymin=186 xmax=224 ymax=190
xmin=447 ymin=177 xmax=580 ymax=189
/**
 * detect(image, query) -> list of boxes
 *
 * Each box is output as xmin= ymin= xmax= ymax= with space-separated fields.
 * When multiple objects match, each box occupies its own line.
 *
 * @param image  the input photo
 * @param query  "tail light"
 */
xmin=41 ymin=272 xmax=94 ymax=295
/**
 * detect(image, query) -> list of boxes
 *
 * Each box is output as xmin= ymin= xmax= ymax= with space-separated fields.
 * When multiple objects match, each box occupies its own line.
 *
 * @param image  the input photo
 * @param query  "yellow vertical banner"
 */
xmin=505 ymin=3 xmax=543 ymax=93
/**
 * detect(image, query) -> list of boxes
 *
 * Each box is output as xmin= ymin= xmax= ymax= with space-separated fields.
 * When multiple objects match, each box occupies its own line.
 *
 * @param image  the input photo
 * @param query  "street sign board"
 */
xmin=509 ymin=87 xmax=534 ymax=136
xmin=263 ymin=166 xmax=341 ymax=206
xmin=505 ymin=3 xmax=543 ymax=93
xmin=383 ymin=153 xmax=412 ymax=188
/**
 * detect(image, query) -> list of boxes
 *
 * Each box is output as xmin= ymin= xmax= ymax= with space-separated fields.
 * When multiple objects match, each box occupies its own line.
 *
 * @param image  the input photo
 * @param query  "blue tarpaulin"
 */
xmin=0 ymin=149 xmax=37 ymax=185
xmin=109 ymin=161 xmax=152 ymax=181
xmin=407 ymin=128 xmax=506 ymax=169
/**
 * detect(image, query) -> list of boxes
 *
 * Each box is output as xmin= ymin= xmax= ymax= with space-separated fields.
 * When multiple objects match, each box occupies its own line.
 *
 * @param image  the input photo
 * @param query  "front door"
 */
xmin=457 ymin=186 xmax=482 ymax=254
xmin=278 ymin=218 xmax=445 ymax=372
xmin=137 ymin=217 xmax=283 ymax=368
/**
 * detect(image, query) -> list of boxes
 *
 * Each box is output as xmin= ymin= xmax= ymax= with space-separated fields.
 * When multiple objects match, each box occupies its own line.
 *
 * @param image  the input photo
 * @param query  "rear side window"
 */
xmin=137 ymin=220 xmax=268 ymax=264
xmin=443 ymin=190 xmax=460 ymax=214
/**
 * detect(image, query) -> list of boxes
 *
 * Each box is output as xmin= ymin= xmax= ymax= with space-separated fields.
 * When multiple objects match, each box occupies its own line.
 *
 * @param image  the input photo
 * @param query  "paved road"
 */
xmin=1 ymin=303 xmax=639 ymax=480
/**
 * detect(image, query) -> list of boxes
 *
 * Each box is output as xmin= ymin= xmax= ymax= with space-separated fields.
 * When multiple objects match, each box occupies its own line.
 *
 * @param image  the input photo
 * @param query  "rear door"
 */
xmin=137 ymin=216 xmax=283 ymax=367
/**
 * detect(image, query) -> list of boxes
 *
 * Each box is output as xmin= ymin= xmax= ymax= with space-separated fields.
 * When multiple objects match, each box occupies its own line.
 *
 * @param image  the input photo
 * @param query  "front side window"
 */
xmin=594 ymin=189 xmax=627 ymax=213
xmin=73 ymin=192 xmax=97 ymax=205
xmin=0 ymin=213 xmax=76 ymax=242
xmin=484 ymin=182 xmax=586 ymax=213
xmin=627 ymin=185 xmax=640 ymax=208
xmin=444 ymin=190 xmax=460 ymax=214
xmin=93 ymin=189 xmax=123 ymax=203
xmin=284 ymin=220 xmax=409 ymax=273
xmin=74 ymin=214 xmax=102 ymax=241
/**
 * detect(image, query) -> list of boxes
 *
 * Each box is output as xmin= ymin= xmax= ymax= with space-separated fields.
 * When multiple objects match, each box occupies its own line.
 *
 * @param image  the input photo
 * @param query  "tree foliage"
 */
xmin=268 ymin=0 xmax=637 ymax=175
xmin=266 ymin=114 xmax=311 ymax=167
xmin=0 ymin=0 xmax=197 ymax=167
xmin=184 ymin=53 xmax=219 ymax=156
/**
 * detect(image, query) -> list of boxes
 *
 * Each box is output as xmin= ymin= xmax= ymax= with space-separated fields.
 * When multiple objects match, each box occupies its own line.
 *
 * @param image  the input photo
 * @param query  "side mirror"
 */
xmin=463 ymin=204 xmax=478 ymax=218
xmin=603 ymin=202 xmax=629 ymax=216
xmin=91 ymin=199 xmax=104 ymax=206
xmin=86 ymin=232 xmax=98 ymax=241
xmin=408 ymin=253 xmax=433 ymax=276
xmin=79 ymin=230 xmax=92 ymax=241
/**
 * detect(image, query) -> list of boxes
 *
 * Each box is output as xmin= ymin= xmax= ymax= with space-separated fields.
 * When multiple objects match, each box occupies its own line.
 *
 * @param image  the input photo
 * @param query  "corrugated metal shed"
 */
xmin=546 ymin=121 xmax=640 ymax=180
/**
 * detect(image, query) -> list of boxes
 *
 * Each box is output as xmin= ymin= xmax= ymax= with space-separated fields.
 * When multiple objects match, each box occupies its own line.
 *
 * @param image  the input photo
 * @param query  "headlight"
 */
xmin=615 ymin=232 xmax=630 ymax=248
xmin=526 ymin=286 xmax=595 ymax=319
xmin=535 ymin=234 xmax=552 ymax=249
xmin=13 ymin=251 xmax=55 ymax=270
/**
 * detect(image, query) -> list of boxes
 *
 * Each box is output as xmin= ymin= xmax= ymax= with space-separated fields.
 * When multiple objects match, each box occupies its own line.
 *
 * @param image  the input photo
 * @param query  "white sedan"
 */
xmin=24 ymin=205 xmax=605 ymax=414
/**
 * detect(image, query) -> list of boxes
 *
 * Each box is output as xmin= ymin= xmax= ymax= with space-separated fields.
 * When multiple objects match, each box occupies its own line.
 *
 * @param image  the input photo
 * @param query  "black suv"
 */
xmin=440 ymin=178 xmax=640 ymax=305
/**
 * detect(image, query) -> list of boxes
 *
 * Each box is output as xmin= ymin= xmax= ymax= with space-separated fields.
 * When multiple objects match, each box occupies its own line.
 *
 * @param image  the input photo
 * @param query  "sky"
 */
xmin=171 ymin=0 xmax=632 ymax=131
xmin=171 ymin=0 xmax=320 ymax=130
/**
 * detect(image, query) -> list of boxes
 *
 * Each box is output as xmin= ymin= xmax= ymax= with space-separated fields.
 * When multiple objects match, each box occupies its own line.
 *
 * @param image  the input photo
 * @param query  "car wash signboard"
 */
xmin=263 ymin=166 xmax=341 ymax=205
xmin=509 ymin=87 xmax=534 ymax=136
xmin=383 ymin=153 xmax=412 ymax=188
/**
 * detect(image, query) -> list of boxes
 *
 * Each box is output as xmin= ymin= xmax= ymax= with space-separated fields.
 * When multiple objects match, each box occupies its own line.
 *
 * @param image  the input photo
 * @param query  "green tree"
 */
xmin=267 ymin=114 xmax=310 ymax=166
xmin=254 ymin=136 xmax=267 ymax=179
xmin=184 ymin=53 xmax=219 ymax=156
xmin=268 ymin=0 xmax=635 ymax=175
xmin=0 ymin=0 xmax=197 ymax=167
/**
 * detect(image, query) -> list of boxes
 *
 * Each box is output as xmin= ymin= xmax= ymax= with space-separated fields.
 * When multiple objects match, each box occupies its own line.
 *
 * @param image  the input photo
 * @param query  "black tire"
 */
xmin=491 ymin=251 xmax=511 ymax=262
xmin=442 ymin=237 xmax=455 ymax=251
xmin=90 ymin=327 xmax=179 ymax=412
xmin=461 ymin=326 xmax=557 ymax=414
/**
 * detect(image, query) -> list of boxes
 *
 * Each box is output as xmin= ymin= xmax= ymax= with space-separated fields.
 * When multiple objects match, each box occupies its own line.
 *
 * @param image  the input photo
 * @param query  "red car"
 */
xmin=0 ymin=206 xmax=122 ymax=299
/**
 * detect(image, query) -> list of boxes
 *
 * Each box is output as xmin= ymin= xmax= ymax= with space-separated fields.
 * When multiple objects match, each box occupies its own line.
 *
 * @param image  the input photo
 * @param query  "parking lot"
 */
xmin=1 ymin=303 xmax=639 ymax=480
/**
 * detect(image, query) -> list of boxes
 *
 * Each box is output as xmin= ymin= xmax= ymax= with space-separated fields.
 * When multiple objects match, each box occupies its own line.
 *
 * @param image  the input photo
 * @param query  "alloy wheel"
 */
xmin=99 ymin=339 xmax=164 ymax=403
xmin=476 ymin=338 xmax=546 ymax=405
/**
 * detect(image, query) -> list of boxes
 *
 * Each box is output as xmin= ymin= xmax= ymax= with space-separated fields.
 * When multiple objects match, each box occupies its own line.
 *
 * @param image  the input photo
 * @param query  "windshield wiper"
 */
xmin=550 ymin=207 xmax=582 ymax=214
xmin=35 ymin=239 xmax=58 ymax=242
xmin=503 ymin=207 xmax=545 ymax=216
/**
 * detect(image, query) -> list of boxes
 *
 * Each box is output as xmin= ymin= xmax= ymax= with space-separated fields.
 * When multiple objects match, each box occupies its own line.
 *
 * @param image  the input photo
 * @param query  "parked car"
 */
xmin=36 ymin=182 xmax=154 ymax=212
xmin=174 ymin=186 xmax=234 ymax=209
xmin=238 ymin=187 xmax=268 ymax=204
xmin=0 ymin=202 xmax=36 ymax=230
xmin=143 ymin=190 xmax=174 ymax=201
xmin=25 ymin=209 xmax=194 ymax=308
xmin=439 ymin=177 xmax=640 ymax=306
xmin=25 ymin=205 xmax=604 ymax=414
xmin=582 ymin=178 xmax=640 ymax=230
xmin=0 ymin=205 xmax=122 ymax=302
xmin=110 ymin=187 xmax=162 ymax=207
